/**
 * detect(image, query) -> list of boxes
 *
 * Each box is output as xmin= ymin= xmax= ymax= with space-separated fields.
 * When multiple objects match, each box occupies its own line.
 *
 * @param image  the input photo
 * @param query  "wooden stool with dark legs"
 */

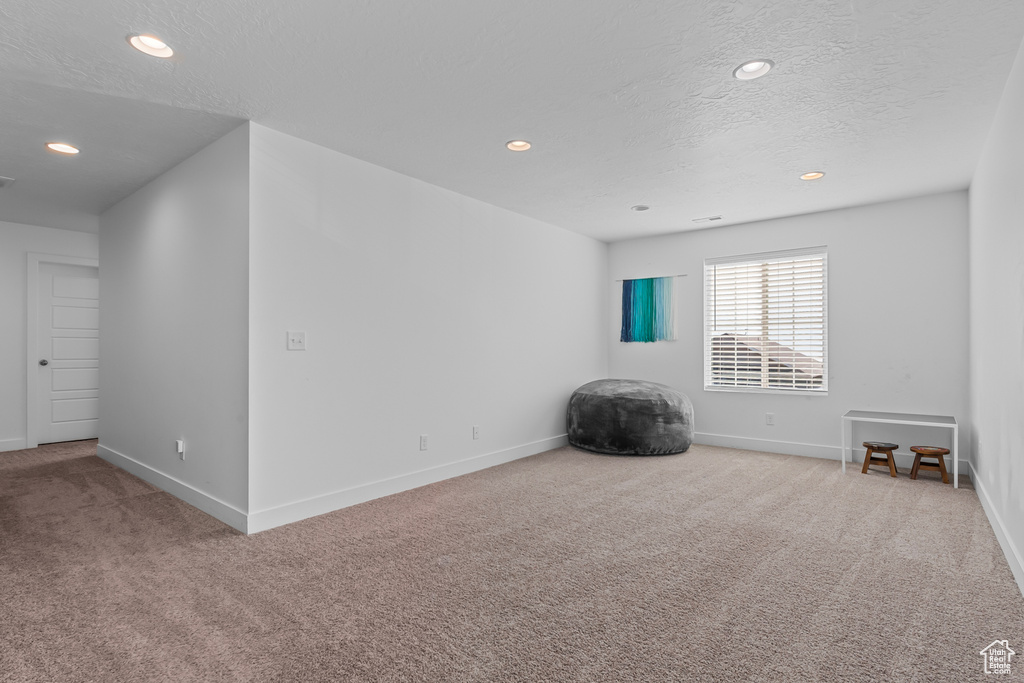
xmin=861 ymin=441 xmax=899 ymax=477
xmin=910 ymin=446 xmax=951 ymax=484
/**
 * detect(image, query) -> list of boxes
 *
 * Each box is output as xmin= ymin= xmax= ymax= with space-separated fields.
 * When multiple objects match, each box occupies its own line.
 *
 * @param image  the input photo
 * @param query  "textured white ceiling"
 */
xmin=1 ymin=0 xmax=1022 ymax=241
xmin=0 ymin=80 xmax=242 ymax=232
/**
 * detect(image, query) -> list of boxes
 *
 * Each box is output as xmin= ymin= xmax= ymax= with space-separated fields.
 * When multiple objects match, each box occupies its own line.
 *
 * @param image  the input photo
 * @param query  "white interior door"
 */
xmin=36 ymin=263 xmax=99 ymax=444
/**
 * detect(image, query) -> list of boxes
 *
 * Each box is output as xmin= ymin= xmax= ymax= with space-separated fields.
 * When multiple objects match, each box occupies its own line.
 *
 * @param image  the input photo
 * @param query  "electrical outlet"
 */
xmin=176 ymin=439 xmax=185 ymax=459
xmin=420 ymin=434 xmax=428 ymax=451
xmin=473 ymin=425 xmax=480 ymax=440
xmin=286 ymin=331 xmax=306 ymax=351
xmin=765 ymin=413 xmax=775 ymax=426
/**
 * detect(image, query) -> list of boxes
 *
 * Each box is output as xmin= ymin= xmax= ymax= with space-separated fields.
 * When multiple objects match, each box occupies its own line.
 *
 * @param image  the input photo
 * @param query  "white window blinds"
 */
xmin=704 ymin=247 xmax=827 ymax=393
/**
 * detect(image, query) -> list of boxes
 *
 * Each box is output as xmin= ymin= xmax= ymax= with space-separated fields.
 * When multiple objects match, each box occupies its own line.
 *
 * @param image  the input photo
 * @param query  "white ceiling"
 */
xmin=2 ymin=0 xmax=1023 ymax=242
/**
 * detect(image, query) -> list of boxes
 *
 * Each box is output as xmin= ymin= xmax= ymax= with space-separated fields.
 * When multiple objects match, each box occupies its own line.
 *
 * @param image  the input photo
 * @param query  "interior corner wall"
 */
xmin=0 ymin=221 xmax=98 ymax=452
xmin=98 ymin=123 xmax=251 ymax=531
xmin=608 ymin=191 xmax=970 ymax=467
xmin=968 ymin=34 xmax=1024 ymax=594
xmin=246 ymin=123 xmax=608 ymax=531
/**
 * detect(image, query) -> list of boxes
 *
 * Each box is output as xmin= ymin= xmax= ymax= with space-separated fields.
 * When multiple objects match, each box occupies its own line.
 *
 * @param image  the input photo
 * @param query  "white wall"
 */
xmin=969 ymin=35 xmax=1024 ymax=593
xmin=0 ymin=221 xmax=98 ymax=451
xmin=247 ymin=124 xmax=608 ymax=530
xmin=609 ymin=192 xmax=970 ymax=466
xmin=98 ymin=123 xmax=251 ymax=529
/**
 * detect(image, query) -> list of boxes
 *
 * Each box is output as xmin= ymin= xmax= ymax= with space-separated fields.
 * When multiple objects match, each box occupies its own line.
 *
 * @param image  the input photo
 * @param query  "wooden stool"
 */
xmin=861 ymin=441 xmax=899 ymax=477
xmin=910 ymin=446 xmax=950 ymax=484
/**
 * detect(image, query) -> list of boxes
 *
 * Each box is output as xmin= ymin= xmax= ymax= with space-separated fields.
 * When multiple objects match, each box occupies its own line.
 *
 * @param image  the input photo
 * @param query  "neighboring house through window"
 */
xmin=704 ymin=247 xmax=827 ymax=393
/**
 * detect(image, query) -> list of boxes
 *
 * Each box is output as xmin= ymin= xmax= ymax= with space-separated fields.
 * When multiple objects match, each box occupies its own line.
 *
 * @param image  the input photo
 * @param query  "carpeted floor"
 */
xmin=1 ymin=439 xmax=1021 ymax=682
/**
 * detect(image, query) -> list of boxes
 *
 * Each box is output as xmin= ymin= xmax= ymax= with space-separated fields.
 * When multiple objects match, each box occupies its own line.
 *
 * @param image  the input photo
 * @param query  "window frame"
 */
xmin=703 ymin=246 xmax=828 ymax=395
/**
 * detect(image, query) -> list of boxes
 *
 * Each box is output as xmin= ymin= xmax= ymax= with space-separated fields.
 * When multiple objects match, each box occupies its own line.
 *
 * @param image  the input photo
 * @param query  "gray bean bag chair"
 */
xmin=567 ymin=379 xmax=693 ymax=455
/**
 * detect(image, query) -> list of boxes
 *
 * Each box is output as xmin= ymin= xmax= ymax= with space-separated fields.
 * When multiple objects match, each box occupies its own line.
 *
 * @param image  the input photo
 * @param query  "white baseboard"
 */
xmin=0 ymin=437 xmax=27 ymax=453
xmin=693 ymin=432 xmax=973 ymax=473
xmin=695 ymin=432 xmax=839 ymax=460
xmin=97 ymin=444 xmax=248 ymax=533
xmin=246 ymin=434 xmax=569 ymax=534
xmin=969 ymin=461 xmax=1024 ymax=599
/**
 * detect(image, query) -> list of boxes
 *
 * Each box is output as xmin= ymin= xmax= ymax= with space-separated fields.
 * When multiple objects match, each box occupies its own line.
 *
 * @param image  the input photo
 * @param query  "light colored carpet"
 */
xmin=1 ymin=439 xmax=1021 ymax=682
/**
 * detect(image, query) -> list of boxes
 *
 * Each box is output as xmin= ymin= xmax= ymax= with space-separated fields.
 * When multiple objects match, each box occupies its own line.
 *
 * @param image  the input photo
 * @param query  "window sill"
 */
xmin=703 ymin=385 xmax=829 ymax=397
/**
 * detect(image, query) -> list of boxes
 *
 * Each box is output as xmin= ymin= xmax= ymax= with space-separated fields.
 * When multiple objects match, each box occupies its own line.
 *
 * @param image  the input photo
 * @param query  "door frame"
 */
xmin=26 ymin=253 xmax=100 ymax=449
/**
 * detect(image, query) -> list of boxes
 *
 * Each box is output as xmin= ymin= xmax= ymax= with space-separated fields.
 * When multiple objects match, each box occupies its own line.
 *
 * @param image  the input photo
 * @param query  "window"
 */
xmin=704 ymin=247 xmax=827 ymax=393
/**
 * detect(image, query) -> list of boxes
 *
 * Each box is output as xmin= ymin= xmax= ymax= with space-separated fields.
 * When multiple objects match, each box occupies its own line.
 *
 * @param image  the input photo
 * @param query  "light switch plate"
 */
xmin=287 ymin=331 xmax=306 ymax=351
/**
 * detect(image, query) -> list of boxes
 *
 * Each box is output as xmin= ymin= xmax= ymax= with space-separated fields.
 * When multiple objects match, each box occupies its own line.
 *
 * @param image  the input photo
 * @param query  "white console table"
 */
xmin=840 ymin=410 xmax=959 ymax=488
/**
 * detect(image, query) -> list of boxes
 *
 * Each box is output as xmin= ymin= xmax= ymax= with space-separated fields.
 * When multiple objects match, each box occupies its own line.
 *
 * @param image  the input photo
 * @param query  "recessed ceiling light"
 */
xmin=733 ymin=59 xmax=774 ymax=80
xmin=800 ymin=171 xmax=825 ymax=181
xmin=45 ymin=142 xmax=80 ymax=155
xmin=128 ymin=34 xmax=174 ymax=58
xmin=506 ymin=140 xmax=531 ymax=152
xmin=631 ymin=205 xmax=650 ymax=212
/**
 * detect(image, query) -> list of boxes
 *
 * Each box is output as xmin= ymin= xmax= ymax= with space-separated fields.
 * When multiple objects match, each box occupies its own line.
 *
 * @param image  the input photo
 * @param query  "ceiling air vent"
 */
xmin=0 ymin=177 xmax=14 ymax=189
xmin=692 ymin=215 xmax=722 ymax=224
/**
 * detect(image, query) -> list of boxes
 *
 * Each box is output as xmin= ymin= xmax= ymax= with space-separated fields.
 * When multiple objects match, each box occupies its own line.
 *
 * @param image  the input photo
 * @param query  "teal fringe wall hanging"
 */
xmin=621 ymin=277 xmax=676 ymax=342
